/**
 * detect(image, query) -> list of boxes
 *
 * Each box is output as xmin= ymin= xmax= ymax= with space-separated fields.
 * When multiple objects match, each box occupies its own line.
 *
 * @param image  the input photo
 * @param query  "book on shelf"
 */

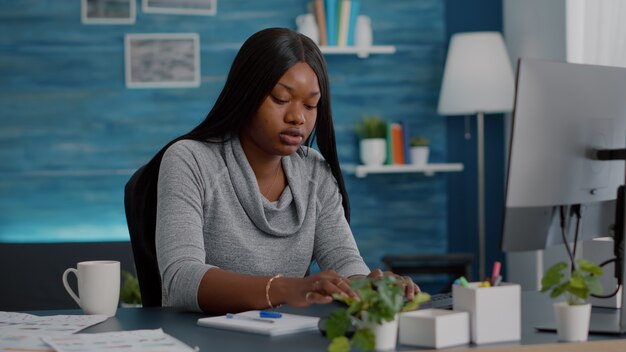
xmin=314 ymin=0 xmax=328 ymax=46
xmin=325 ymin=0 xmax=338 ymax=46
xmin=385 ymin=121 xmax=393 ymax=165
xmin=385 ymin=122 xmax=405 ymax=165
xmin=347 ymin=0 xmax=360 ymax=46
xmin=338 ymin=0 xmax=351 ymax=47
xmin=391 ymin=123 xmax=405 ymax=164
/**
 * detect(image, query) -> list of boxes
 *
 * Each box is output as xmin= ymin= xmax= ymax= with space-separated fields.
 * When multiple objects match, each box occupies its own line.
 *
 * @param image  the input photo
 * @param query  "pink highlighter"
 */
xmin=491 ymin=261 xmax=502 ymax=285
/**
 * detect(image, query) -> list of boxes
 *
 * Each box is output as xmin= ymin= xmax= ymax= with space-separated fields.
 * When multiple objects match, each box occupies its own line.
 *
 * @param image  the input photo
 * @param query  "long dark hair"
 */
xmin=131 ymin=27 xmax=350 ymax=223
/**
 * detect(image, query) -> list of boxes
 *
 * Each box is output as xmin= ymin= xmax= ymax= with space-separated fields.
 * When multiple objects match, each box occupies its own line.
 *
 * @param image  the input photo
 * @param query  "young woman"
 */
xmin=142 ymin=28 xmax=417 ymax=314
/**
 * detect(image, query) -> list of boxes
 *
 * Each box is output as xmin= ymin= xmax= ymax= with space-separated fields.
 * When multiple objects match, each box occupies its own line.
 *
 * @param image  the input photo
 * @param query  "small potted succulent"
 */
xmin=325 ymin=276 xmax=430 ymax=351
xmin=355 ymin=116 xmax=387 ymax=166
xmin=409 ymin=136 xmax=430 ymax=166
xmin=540 ymin=259 xmax=603 ymax=342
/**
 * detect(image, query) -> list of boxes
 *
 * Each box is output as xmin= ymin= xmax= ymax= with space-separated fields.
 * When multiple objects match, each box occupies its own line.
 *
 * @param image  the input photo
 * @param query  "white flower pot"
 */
xmin=360 ymin=138 xmax=387 ymax=166
xmin=410 ymin=146 xmax=429 ymax=166
xmin=553 ymin=302 xmax=591 ymax=342
xmin=359 ymin=313 xmax=399 ymax=351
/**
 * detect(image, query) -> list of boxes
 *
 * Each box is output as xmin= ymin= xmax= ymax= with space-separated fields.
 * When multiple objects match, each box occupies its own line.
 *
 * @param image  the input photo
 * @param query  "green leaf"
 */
xmin=328 ymin=336 xmax=351 ymax=352
xmin=402 ymin=292 xmax=431 ymax=312
xmin=550 ymin=282 xmax=567 ymax=298
xmin=584 ymin=276 xmax=603 ymax=295
xmin=567 ymin=285 xmax=589 ymax=301
xmin=351 ymin=328 xmax=375 ymax=351
xmin=577 ymin=259 xmax=603 ymax=276
xmin=546 ymin=262 xmax=568 ymax=276
xmin=541 ymin=262 xmax=568 ymax=292
xmin=326 ymin=309 xmax=351 ymax=339
xmin=541 ymin=271 xmax=563 ymax=292
xmin=569 ymin=275 xmax=585 ymax=289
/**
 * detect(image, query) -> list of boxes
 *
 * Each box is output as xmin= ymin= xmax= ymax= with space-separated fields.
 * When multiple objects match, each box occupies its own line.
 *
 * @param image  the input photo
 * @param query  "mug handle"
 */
xmin=62 ymin=268 xmax=81 ymax=307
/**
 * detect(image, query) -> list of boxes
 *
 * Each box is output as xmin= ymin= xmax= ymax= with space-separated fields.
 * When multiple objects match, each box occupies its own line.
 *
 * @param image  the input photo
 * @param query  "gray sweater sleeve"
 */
xmin=313 ymin=161 xmax=370 ymax=277
xmin=155 ymin=142 xmax=215 ymax=312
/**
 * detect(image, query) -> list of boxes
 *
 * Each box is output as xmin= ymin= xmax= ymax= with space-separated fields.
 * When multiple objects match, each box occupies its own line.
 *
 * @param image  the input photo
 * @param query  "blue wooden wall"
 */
xmin=0 ymin=1 xmax=460 ymax=277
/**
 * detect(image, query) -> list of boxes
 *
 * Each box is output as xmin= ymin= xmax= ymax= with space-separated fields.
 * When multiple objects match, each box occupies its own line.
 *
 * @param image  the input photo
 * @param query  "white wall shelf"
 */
xmin=319 ymin=45 xmax=396 ymax=58
xmin=347 ymin=163 xmax=464 ymax=178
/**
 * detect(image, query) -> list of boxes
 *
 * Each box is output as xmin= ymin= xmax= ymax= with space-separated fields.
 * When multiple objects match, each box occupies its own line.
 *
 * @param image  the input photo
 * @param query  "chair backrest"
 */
xmin=124 ymin=165 xmax=162 ymax=307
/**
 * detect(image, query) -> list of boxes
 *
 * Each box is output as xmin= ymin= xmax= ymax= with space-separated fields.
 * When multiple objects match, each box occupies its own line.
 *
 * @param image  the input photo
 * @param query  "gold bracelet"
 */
xmin=265 ymin=274 xmax=283 ymax=309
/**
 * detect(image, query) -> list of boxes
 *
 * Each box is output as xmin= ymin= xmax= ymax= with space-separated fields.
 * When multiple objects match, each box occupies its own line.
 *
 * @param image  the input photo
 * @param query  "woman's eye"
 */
xmin=272 ymin=96 xmax=288 ymax=104
xmin=305 ymin=104 xmax=317 ymax=111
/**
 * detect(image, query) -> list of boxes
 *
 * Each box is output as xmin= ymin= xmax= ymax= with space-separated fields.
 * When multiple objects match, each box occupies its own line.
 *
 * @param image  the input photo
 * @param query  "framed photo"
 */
xmin=81 ymin=0 xmax=136 ymax=25
xmin=125 ymin=33 xmax=201 ymax=89
xmin=142 ymin=0 xmax=217 ymax=16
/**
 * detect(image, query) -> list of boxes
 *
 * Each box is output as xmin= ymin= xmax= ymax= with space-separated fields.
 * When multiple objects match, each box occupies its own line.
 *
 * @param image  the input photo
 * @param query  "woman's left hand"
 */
xmin=366 ymin=268 xmax=420 ymax=301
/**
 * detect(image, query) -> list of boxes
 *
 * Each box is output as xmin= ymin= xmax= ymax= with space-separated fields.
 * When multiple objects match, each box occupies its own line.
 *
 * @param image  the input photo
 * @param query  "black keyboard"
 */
xmin=418 ymin=292 xmax=453 ymax=310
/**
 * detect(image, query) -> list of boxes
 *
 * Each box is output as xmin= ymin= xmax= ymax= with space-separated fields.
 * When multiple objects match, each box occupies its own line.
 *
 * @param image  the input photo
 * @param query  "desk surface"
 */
xmin=28 ymin=291 xmax=625 ymax=352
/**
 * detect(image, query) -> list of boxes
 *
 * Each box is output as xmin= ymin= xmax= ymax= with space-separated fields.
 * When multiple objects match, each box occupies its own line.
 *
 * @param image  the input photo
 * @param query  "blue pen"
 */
xmin=260 ymin=311 xmax=282 ymax=319
xmin=226 ymin=313 xmax=275 ymax=324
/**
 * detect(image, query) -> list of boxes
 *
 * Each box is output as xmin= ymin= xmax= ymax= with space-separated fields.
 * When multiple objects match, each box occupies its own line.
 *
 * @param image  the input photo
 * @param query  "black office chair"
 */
xmin=124 ymin=164 xmax=162 ymax=307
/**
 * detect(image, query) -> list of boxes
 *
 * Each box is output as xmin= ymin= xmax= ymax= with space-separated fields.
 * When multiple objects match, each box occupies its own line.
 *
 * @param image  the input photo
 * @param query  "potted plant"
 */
xmin=409 ymin=136 xmax=430 ymax=166
xmin=540 ymin=259 xmax=603 ymax=342
xmin=120 ymin=270 xmax=142 ymax=308
xmin=325 ymin=276 xmax=430 ymax=351
xmin=355 ymin=116 xmax=387 ymax=166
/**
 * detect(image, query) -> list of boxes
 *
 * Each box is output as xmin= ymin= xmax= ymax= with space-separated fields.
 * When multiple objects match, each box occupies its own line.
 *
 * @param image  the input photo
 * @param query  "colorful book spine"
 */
xmin=385 ymin=122 xmax=393 ymax=165
xmin=338 ymin=0 xmax=351 ymax=47
xmin=314 ymin=0 xmax=328 ymax=46
xmin=325 ymin=0 xmax=338 ymax=46
xmin=391 ymin=123 xmax=405 ymax=164
xmin=347 ymin=0 xmax=360 ymax=46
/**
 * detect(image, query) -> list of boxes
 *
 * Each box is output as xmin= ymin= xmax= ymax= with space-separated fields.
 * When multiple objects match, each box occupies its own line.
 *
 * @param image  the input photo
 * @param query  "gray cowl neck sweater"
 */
xmin=156 ymin=136 xmax=369 ymax=311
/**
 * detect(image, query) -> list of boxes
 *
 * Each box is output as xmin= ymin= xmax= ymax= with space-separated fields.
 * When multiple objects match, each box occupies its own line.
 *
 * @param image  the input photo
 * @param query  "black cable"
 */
xmin=572 ymin=205 xmax=581 ymax=258
xmin=591 ymin=258 xmax=622 ymax=299
xmin=559 ymin=206 xmax=576 ymax=269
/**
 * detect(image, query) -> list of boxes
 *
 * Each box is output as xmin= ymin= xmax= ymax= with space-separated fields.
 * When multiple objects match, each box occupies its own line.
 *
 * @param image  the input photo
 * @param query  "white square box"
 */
xmin=399 ymin=309 xmax=470 ymax=349
xmin=452 ymin=282 xmax=521 ymax=344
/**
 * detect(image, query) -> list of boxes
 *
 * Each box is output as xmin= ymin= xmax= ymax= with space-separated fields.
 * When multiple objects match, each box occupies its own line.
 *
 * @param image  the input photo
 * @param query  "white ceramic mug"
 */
xmin=62 ymin=260 xmax=120 ymax=317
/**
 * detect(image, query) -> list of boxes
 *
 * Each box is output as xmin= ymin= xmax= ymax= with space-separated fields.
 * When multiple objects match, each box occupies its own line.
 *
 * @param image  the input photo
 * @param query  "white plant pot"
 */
xmin=553 ymin=302 xmax=591 ymax=342
xmin=359 ymin=313 xmax=399 ymax=351
xmin=360 ymin=138 xmax=387 ymax=166
xmin=410 ymin=146 xmax=429 ymax=166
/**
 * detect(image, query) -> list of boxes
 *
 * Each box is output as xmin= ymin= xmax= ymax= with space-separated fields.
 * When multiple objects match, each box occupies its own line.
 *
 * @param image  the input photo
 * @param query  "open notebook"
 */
xmin=197 ymin=310 xmax=320 ymax=336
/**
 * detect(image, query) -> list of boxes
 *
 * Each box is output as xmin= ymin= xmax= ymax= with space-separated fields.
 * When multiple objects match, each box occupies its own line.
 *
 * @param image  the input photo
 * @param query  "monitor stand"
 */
xmin=536 ymin=177 xmax=626 ymax=335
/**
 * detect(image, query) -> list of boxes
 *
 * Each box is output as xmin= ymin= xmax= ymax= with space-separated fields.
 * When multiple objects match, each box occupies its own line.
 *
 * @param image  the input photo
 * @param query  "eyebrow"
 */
xmin=277 ymin=82 xmax=320 ymax=97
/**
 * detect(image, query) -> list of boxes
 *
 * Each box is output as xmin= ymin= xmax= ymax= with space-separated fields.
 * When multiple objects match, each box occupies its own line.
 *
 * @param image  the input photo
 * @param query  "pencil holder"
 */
xmin=452 ymin=282 xmax=521 ymax=344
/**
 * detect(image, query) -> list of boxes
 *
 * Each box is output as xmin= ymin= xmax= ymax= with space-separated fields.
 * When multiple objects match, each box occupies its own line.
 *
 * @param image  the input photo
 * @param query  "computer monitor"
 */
xmin=501 ymin=58 xmax=626 ymax=333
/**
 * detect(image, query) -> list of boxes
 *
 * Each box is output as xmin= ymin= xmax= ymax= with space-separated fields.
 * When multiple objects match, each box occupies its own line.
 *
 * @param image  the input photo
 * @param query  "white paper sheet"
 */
xmin=0 ymin=312 xmax=107 ymax=336
xmin=0 ymin=311 xmax=108 ymax=352
xmin=42 ymin=329 xmax=197 ymax=352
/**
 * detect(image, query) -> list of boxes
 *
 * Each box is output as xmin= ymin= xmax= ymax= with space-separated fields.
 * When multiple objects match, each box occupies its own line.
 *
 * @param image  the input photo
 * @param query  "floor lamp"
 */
xmin=437 ymin=32 xmax=515 ymax=280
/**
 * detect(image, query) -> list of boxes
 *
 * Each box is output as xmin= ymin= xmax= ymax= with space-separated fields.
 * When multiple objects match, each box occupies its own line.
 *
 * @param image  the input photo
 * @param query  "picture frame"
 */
xmin=142 ymin=0 xmax=217 ymax=16
xmin=81 ymin=0 xmax=136 ymax=25
xmin=124 ymin=33 xmax=201 ymax=89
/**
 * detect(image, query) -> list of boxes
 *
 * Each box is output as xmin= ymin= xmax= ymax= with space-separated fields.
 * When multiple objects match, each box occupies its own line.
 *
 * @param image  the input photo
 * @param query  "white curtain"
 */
xmin=567 ymin=0 xmax=626 ymax=67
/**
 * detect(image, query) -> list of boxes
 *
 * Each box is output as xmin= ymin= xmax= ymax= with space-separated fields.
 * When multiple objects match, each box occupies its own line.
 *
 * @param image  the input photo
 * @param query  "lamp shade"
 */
xmin=438 ymin=32 xmax=515 ymax=115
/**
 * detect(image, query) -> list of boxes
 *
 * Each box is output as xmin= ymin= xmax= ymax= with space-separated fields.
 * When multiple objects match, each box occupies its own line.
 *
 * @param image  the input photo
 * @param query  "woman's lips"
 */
xmin=280 ymin=129 xmax=304 ymax=146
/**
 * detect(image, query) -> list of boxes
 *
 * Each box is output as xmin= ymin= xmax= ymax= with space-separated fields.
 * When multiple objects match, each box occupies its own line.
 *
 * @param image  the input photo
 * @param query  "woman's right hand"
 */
xmin=274 ymin=270 xmax=358 ymax=307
